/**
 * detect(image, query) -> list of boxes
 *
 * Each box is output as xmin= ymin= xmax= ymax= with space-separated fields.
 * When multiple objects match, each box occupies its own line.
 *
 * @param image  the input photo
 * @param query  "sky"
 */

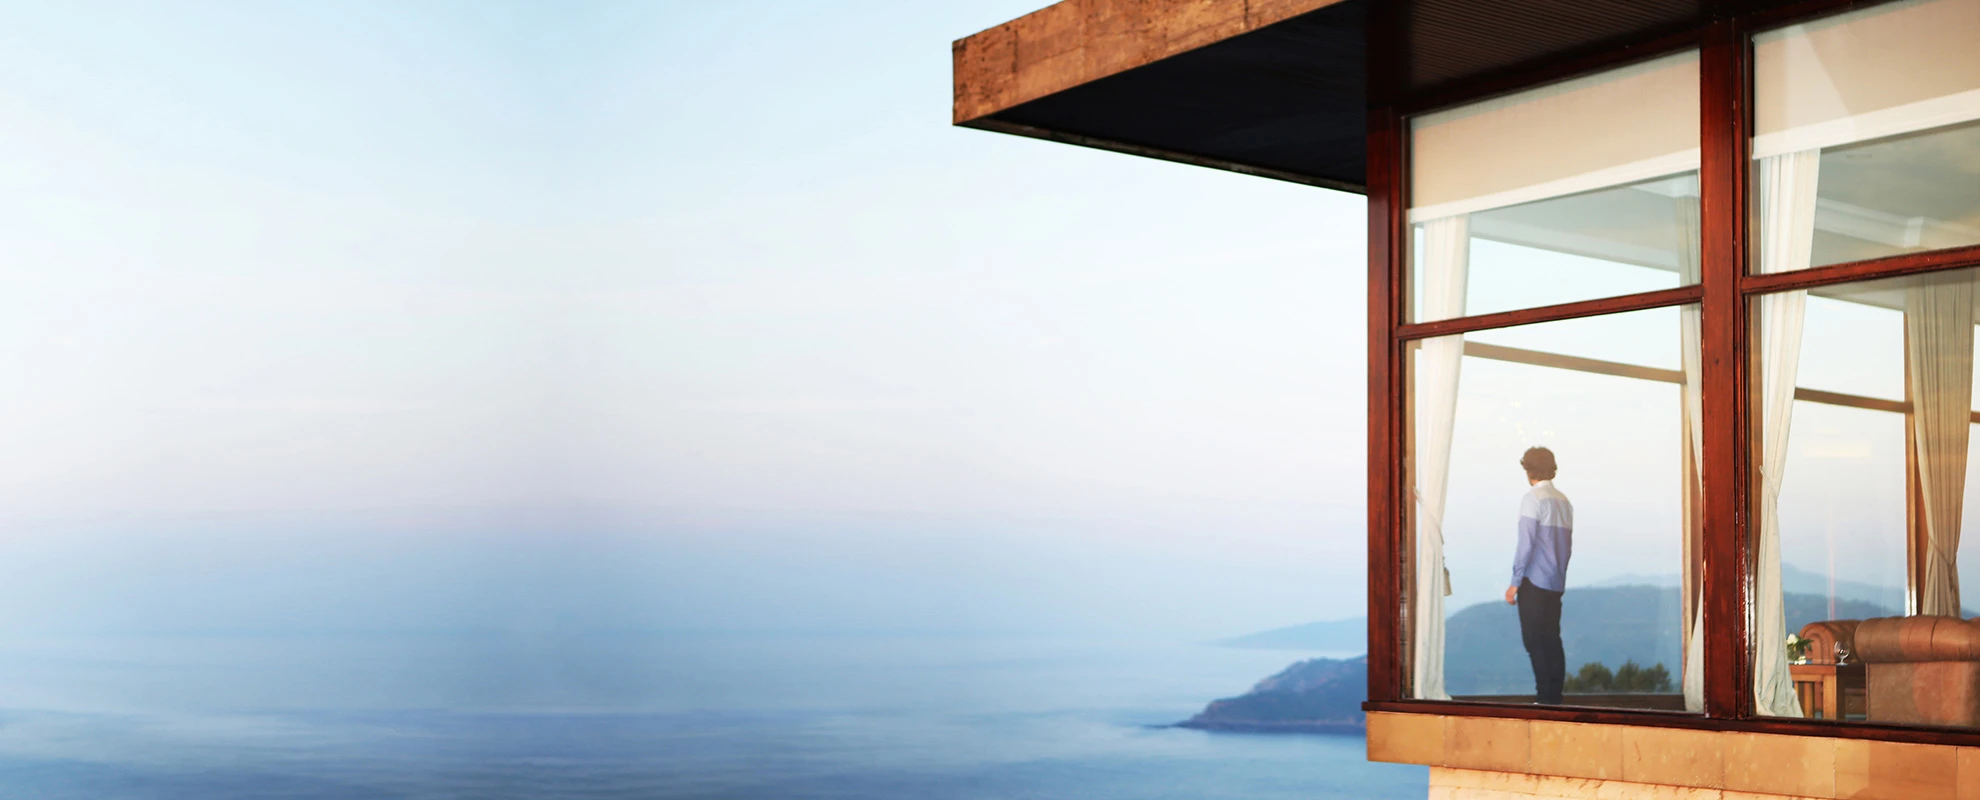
xmin=643 ymin=3 xmax=1373 ymax=637
xmin=0 ymin=1 xmax=1372 ymax=641
xmin=0 ymin=1 xmax=1934 ymax=647
xmin=0 ymin=1 xmax=576 ymax=635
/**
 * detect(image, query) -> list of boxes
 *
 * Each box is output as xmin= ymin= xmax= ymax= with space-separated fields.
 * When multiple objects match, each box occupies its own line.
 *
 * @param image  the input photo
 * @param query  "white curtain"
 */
xmin=1675 ymin=195 xmax=1706 ymax=713
xmin=1753 ymin=150 xmax=1821 ymax=718
xmin=1411 ymin=215 xmax=1469 ymax=701
xmin=1906 ymin=278 xmax=1975 ymax=617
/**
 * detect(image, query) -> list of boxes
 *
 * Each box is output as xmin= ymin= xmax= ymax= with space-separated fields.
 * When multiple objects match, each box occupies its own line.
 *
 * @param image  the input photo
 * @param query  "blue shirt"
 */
xmin=1512 ymin=480 xmax=1573 ymax=592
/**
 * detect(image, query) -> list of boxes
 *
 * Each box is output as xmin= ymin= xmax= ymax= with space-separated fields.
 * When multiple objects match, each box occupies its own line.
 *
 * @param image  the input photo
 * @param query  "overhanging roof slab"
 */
xmin=954 ymin=0 xmax=1364 ymax=191
xmin=952 ymin=0 xmax=1797 ymax=193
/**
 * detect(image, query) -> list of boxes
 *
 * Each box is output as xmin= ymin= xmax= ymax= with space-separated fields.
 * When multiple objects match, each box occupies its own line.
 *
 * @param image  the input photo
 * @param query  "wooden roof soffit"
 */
xmin=952 ymin=0 xmax=1351 ymax=126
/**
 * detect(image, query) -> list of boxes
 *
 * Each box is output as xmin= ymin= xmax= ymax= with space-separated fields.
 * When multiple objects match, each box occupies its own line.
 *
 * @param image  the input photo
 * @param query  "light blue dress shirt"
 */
xmin=1512 ymin=479 xmax=1573 ymax=593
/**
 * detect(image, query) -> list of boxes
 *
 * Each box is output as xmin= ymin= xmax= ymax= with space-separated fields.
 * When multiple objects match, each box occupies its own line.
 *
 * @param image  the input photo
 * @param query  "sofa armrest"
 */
xmin=1855 ymin=616 xmax=1980 ymax=662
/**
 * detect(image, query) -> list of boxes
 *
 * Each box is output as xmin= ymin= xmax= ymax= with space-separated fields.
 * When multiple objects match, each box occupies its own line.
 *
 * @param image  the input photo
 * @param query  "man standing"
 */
xmin=1505 ymin=446 xmax=1572 ymax=705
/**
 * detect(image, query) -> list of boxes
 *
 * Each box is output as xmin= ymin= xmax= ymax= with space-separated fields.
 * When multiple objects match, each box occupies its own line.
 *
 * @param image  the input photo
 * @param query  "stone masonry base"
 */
xmin=1432 ymin=767 xmax=1818 ymax=800
xmin=1369 ymin=711 xmax=1980 ymax=798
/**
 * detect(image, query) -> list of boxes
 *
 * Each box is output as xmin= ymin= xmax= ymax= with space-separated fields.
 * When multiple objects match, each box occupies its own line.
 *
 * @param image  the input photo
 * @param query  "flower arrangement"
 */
xmin=1786 ymin=633 xmax=1812 ymax=664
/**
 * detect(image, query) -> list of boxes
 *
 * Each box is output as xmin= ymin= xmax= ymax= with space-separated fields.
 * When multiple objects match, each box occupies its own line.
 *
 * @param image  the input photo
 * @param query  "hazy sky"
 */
xmin=0 ymin=1 xmax=1371 ymax=640
xmin=0 ymin=0 xmax=577 ymax=635
xmin=647 ymin=3 xmax=1373 ymax=637
xmin=11 ymin=1 xmax=1933 ymax=647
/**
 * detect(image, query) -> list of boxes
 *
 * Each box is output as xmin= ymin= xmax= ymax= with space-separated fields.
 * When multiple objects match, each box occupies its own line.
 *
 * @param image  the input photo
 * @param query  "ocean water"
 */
xmin=0 ymin=632 xmax=1427 ymax=798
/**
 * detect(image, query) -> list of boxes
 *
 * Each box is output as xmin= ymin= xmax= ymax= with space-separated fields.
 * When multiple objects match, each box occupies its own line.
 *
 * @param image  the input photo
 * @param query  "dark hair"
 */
xmin=1520 ymin=447 xmax=1557 ymax=481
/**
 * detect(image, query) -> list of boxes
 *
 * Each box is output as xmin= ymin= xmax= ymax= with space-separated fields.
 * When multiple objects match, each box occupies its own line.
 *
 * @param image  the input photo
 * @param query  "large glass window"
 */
xmin=1752 ymin=0 xmax=1980 ymax=273
xmin=1390 ymin=0 xmax=1980 ymax=732
xmin=1409 ymin=51 xmax=1701 ymax=323
xmin=1406 ymin=306 xmax=1700 ymax=711
xmin=1752 ymin=267 xmax=1980 ymax=725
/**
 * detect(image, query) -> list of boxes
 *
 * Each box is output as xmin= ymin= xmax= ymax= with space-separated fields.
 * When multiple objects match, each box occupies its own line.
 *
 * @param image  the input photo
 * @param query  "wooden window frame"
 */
xmin=1364 ymin=0 xmax=1980 ymax=745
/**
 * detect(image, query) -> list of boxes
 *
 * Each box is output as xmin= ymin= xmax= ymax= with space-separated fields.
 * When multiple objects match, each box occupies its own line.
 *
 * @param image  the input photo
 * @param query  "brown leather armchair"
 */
xmin=1794 ymin=620 xmax=1866 ymax=719
xmin=1854 ymin=616 xmax=1980 ymax=726
xmin=1798 ymin=620 xmax=1860 ymax=665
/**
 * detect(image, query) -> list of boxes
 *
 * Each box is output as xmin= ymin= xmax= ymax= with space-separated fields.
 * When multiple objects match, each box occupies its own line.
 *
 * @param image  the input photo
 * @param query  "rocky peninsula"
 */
xmin=1174 ymin=655 xmax=1368 ymax=733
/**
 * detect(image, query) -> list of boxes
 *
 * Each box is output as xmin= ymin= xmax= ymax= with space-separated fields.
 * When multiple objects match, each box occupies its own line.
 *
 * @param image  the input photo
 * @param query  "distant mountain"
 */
xmin=1588 ymin=573 xmax=1680 ymax=588
xmin=1780 ymin=562 xmax=1904 ymax=611
xmin=1175 ymin=656 xmax=1367 ymax=733
xmin=1218 ymin=563 xmax=1909 ymax=657
xmin=1586 ymin=562 xmax=1914 ymax=615
xmin=1216 ymin=617 xmax=1365 ymax=652
xmin=1445 ymin=584 xmax=1679 ymax=695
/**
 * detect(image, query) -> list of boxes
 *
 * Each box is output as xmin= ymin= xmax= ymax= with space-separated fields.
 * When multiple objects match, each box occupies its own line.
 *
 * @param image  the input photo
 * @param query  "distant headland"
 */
xmin=1174 ymin=655 xmax=1368 ymax=733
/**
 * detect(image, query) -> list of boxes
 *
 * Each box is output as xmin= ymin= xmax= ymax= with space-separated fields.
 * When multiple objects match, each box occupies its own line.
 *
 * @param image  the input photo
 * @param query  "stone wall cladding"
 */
xmin=1430 ymin=767 xmax=1822 ymax=800
xmin=1372 ymin=712 xmax=1980 ymax=800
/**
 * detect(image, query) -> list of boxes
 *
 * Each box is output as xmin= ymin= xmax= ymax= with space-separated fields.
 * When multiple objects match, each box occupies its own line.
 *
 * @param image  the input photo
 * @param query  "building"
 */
xmin=953 ymin=1 xmax=1980 ymax=798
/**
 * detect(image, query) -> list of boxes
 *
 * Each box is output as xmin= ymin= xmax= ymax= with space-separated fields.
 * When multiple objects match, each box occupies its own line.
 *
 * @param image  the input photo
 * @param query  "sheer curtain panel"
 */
xmin=1905 ymin=278 xmax=1975 ymax=617
xmin=1677 ymin=197 xmax=1707 ymax=713
xmin=1754 ymin=150 xmax=1822 ymax=718
xmin=1411 ymin=214 xmax=1469 ymax=701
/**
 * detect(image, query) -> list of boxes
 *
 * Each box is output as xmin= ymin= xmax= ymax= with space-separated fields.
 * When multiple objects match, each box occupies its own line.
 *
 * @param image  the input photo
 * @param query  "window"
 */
xmin=1752 ymin=0 xmax=1980 ymax=273
xmin=1401 ymin=53 xmax=1712 ymax=712
xmin=1751 ymin=267 xmax=1980 ymax=725
xmin=1409 ymin=51 xmax=1700 ymax=323
xmin=1379 ymin=0 xmax=1980 ymax=741
xmin=1406 ymin=307 xmax=1700 ymax=710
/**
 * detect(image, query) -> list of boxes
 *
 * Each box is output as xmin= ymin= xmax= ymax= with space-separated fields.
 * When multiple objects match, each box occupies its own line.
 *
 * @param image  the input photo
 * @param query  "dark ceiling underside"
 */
xmin=984 ymin=1 xmax=1369 ymax=193
xmin=1406 ymin=0 xmax=1702 ymax=93
xmin=969 ymin=0 xmax=1818 ymax=193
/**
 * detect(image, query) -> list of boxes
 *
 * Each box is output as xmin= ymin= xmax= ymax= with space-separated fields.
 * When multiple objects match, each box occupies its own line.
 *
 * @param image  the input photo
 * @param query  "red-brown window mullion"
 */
xmin=1395 ymin=285 xmax=1704 ymax=342
xmin=1366 ymin=102 xmax=1408 ymax=706
xmin=1699 ymin=18 xmax=1753 ymax=720
xmin=1739 ymin=244 xmax=1980 ymax=296
xmin=1365 ymin=0 xmax=1410 ymax=709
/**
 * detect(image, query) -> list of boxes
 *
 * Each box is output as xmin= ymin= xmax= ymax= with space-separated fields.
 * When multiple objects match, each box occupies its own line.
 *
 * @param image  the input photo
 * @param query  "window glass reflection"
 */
xmin=1754 ymin=267 xmax=1980 ymax=724
xmin=1407 ymin=307 xmax=1698 ymax=711
xmin=1753 ymin=0 xmax=1980 ymax=272
xmin=1409 ymin=52 xmax=1700 ymax=322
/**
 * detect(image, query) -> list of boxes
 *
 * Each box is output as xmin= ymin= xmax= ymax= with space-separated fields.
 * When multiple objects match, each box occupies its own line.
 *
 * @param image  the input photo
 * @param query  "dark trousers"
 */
xmin=1517 ymin=578 xmax=1565 ymax=705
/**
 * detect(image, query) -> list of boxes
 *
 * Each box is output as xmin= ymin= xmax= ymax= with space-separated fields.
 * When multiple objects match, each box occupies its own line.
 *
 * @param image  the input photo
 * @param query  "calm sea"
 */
xmin=0 ymin=632 xmax=1427 ymax=798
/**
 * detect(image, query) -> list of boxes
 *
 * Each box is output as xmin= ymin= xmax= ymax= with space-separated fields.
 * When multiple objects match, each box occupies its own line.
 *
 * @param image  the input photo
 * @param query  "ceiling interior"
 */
xmin=984 ymin=1 xmax=1369 ymax=192
xmin=970 ymin=0 xmax=1851 ymax=192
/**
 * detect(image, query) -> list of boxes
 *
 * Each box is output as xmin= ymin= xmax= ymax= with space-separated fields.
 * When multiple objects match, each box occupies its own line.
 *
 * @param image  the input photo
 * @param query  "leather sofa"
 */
xmin=1854 ymin=615 xmax=1980 ymax=726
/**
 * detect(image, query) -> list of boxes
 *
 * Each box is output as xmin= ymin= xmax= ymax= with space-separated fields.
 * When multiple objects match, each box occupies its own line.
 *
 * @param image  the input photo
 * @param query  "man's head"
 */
xmin=1520 ymin=447 xmax=1558 ymax=482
